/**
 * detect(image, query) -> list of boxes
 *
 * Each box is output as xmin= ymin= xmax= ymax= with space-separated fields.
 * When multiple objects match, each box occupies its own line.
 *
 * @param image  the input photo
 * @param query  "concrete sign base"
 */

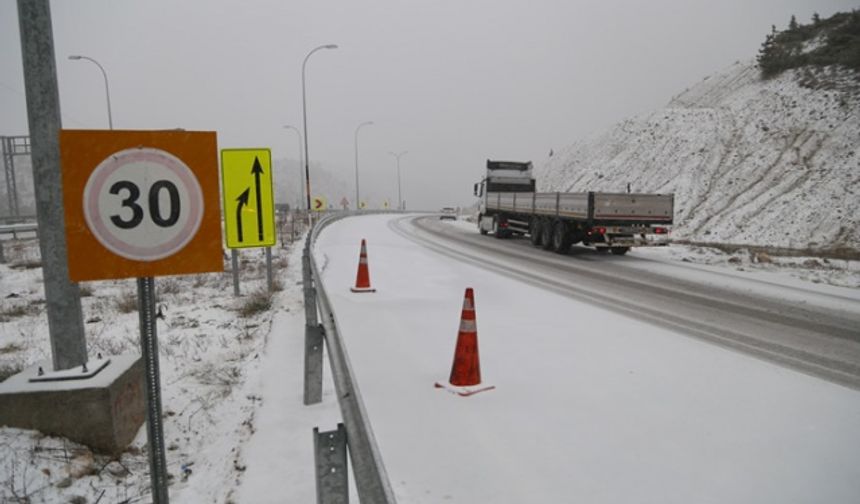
xmin=0 ymin=353 xmax=144 ymax=455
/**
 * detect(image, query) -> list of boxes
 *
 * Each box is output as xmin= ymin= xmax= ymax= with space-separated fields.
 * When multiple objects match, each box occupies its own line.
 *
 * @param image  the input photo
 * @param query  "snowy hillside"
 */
xmin=537 ymin=60 xmax=860 ymax=256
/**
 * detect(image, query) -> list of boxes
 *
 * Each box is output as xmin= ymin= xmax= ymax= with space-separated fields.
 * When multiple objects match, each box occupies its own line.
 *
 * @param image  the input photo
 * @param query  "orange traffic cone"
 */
xmin=435 ymin=288 xmax=495 ymax=396
xmin=350 ymin=239 xmax=376 ymax=293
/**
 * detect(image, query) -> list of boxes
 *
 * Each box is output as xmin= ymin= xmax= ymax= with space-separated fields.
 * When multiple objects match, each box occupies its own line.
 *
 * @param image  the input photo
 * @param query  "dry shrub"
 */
xmin=10 ymin=258 xmax=41 ymax=270
xmin=78 ymin=283 xmax=94 ymax=297
xmin=114 ymin=289 xmax=138 ymax=314
xmin=0 ymin=358 xmax=25 ymax=382
xmin=238 ymin=289 xmax=272 ymax=318
xmin=0 ymin=303 xmax=37 ymax=321
xmin=0 ymin=342 xmax=25 ymax=354
xmin=157 ymin=278 xmax=182 ymax=295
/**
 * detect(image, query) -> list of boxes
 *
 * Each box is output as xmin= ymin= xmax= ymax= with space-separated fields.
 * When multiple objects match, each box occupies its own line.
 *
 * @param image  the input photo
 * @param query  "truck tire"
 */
xmin=610 ymin=246 xmax=630 ymax=255
xmin=540 ymin=219 xmax=553 ymax=250
xmin=529 ymin=219 xmax=542 ymax=246
xmin=478 ymin=215 xmax=488 ymax=235
xmin=552 ymin=221 xmax=572 ymax=254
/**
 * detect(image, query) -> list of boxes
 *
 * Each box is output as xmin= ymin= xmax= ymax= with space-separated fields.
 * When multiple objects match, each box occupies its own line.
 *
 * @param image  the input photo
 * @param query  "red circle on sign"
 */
xmin=83 ymin=148 xmax=204 ymax=262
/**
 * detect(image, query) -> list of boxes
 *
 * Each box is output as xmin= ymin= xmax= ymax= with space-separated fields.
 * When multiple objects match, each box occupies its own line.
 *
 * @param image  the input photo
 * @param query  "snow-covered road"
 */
xmin=400 ymin=215 xmax=860 ymax=390
xmin=313 ymin=213 xmax=860 ymax=504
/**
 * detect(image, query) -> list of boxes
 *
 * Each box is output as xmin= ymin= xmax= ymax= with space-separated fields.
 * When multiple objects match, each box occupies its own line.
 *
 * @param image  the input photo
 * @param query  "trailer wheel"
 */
xmin=529 ymin=219 xmax=543 ymax=246
xmin=540 ymin=220 xmax=554 ymax=250
xmin=610 ymin=247 xmax=630 ymax=255
xmin=552 ymin=221 xmax=572 ymax=254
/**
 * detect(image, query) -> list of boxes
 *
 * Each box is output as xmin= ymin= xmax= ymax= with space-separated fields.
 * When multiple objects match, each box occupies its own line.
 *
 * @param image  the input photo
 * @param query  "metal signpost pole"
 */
xmin=17 ymin=0 xmax=87 ymax=370
xmin=232 ymin=249 xmax=240 ymax=296
xmin=266 ymin=247 xmax=273 ymax=292
xmin=137 ymin=276 xmax=169 ymax=504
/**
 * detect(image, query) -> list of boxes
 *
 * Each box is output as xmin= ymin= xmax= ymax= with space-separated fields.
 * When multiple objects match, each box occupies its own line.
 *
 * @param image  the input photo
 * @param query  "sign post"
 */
xmin=221 ymin=149 xmax=276 ymax=294
xmin=60 ymin=130 xmax=222 ymax=504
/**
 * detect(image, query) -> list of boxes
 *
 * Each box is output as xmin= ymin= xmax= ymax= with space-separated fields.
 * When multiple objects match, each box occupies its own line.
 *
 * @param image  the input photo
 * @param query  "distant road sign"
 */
xmin=312 ymin=196 xmax=327 ymax=212
xmin=60 ymin=130 xmax=222 ymax=281
xmin=221 ymin=149 xmax=276 ymax=249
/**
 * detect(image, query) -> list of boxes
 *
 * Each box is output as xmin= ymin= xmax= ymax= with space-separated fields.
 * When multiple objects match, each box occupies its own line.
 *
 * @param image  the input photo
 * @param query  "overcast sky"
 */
xmin=1 ymin=0 xmax=857 ymax=209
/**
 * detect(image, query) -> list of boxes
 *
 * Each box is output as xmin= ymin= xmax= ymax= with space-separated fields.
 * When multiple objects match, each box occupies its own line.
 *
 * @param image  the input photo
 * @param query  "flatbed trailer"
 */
xmin=474 ymin=161 xmax=674 ymax=255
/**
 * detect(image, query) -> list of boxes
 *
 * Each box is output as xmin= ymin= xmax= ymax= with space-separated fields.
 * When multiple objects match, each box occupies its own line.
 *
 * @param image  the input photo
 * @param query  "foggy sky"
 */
xmin=1 ymin=0 xmax=856 ymax=209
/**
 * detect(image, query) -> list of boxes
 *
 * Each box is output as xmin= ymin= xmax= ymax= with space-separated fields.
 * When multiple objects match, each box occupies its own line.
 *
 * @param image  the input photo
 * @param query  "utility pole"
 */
xmin=17 ymin=0 xmax=87 ymax=370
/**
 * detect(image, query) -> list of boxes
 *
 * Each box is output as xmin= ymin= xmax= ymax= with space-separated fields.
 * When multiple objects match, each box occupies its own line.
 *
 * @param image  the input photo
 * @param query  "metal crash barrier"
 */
xmin=303 ymin=212 xmax=397 ymax=504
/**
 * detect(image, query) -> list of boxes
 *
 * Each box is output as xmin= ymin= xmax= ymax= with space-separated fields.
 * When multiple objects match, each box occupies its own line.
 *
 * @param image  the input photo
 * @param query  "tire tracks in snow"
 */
xmin=392 ymin=216 xmax=860 ymax=391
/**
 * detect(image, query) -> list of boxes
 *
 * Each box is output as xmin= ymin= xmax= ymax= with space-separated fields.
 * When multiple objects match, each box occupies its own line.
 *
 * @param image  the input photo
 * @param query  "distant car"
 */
xmin=439 ymin=207 xmax=457 ymax=220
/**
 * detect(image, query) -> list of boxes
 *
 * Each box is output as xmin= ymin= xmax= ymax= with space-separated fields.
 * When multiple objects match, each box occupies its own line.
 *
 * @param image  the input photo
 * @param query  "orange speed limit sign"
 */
xmin=60 ymin=130 xmax=224 ymax=281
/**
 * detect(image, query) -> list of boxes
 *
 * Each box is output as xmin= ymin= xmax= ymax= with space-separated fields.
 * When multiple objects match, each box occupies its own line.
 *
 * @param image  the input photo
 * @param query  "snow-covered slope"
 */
xmin=536 ymin=60 xmax=860 ymax=255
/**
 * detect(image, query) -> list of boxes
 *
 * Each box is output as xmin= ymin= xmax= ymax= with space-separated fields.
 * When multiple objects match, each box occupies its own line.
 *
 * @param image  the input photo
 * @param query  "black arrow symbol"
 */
xmin=252 ymin=157 xmax=264 ymax=242
xmin=236 ymin=188 xmax=250 ymax=243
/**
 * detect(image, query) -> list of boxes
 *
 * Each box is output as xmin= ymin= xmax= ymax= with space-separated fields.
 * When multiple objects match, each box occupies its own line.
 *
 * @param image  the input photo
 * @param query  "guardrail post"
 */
xmin=0 ymin=241 xmax=5 ymax=264
xmin=314 ymin=423 xmax=349 ymax=504
xmin=303 ymin=242 xmax=323 ymax=405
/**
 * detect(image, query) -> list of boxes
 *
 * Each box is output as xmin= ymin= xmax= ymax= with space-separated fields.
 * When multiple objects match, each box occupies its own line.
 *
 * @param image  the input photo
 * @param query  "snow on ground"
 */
xmin=0 ymin=231 xmax=330 ymax=503
xmin=2 ymin=213 xmax=860 ymax=503
xmin=537 ymin=60 xmax=860 ymax=253
xmin=315 ymin=214 xmax=860 ymax=503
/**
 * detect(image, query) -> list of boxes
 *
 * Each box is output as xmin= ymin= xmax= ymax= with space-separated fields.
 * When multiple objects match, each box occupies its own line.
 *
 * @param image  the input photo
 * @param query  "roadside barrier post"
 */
xmin=303 ymin=241 xmax=324 ymax=405
xmin=314 ymin=423 xmax=349 ymax=503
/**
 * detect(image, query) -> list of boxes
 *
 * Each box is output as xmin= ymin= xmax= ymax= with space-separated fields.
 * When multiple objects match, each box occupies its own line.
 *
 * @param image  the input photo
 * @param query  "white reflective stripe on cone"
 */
xmin=459 ymin=319 xmax=477 ymax=333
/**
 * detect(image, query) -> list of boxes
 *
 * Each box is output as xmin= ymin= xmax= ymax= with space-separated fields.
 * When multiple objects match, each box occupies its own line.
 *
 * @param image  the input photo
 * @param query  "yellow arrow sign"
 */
xmin=312 ymin=196 xmax=327 ymax=212
xmin=221 ymin=148 xmax=276 ymax=248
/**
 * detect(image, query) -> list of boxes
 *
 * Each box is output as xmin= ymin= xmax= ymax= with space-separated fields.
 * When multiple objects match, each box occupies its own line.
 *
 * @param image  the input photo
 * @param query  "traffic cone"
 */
xmin=435 ymin=288 xmax=495 ymax=396
xmin=350 ymin=239 xmax=376 ymax=293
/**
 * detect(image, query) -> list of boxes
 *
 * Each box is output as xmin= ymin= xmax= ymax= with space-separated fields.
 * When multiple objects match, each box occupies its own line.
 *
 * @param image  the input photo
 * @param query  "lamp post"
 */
xmin=388 ymin=151 xmax=408 ymax=210
xmin=301 ymin=44 xmax=338 ymax=211
xmin=354 ymin=121 xmax=373 ymax=210
xmin=68 ymin=55 xmax=113 ymax=129
xmin=283 ymin=125 xmax=304 ymax=207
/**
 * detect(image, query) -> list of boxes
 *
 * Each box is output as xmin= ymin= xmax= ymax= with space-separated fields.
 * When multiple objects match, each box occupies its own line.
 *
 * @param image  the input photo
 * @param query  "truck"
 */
xmin=474 ymin=160 xmax=673 ymax=255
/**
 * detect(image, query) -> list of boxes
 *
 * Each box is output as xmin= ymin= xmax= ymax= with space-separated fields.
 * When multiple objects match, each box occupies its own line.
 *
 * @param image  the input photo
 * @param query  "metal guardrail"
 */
xmin=303 ymin=211 xmax=397 ymax=504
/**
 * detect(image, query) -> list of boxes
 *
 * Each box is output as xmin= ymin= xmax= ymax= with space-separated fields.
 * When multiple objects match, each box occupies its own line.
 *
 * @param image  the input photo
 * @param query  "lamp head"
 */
xmin=68 ymin=55 xmax=82 ymax=60
xmin=324 ymin=44 xmax=338 ymax=49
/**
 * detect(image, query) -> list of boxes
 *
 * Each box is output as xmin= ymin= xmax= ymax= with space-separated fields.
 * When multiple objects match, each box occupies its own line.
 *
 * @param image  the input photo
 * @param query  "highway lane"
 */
xmin=392 ymin=215 xmax=860 ymax=391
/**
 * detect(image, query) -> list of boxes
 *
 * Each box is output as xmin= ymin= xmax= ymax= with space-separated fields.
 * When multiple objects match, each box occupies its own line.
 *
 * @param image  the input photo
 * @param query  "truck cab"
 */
xmin=475 ymin=160 xmax=535 ymax=236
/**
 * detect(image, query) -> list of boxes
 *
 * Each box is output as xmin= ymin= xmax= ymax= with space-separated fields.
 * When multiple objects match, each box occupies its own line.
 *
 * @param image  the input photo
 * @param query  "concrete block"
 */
xmin=0 ymin=353 xmax=144 ymax=455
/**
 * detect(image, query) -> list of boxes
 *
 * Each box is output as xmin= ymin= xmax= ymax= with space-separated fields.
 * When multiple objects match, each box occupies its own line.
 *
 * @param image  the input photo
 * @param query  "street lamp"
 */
xmin=354 ymin=121 xmax=373 ymax=210
xmin=388 ymin=151 xmax=408 ymax=210
xmin=283 ymin=125 xmax=304 ymax=207
xmin=68 ymin=55 xmax=113 ymax=129
xmin=301 ymin=44 xmax=338 ymax=211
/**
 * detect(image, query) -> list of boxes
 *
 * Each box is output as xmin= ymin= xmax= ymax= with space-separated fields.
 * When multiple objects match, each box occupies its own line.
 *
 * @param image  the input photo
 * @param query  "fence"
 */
xmin=303 ymin=211 xmax=398 ymax=504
